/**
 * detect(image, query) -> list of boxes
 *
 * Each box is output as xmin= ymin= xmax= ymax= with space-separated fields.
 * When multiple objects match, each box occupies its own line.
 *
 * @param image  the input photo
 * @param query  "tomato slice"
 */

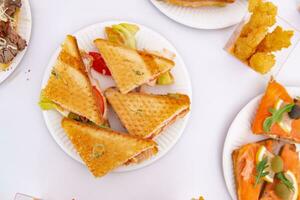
xmin=92 ymin=86 xmax=105 ymax=116
xmin=89 ymin=52 xmax=111 ymax=76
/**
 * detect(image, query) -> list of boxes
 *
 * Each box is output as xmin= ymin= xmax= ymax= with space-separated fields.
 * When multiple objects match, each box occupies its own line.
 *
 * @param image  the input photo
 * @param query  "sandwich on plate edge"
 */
xmin=103 ymin=23 xmax=175 ymax=86
xmin=39 ymin=35 xmax=108 ymax=126
xmin=62 ymin=118 xmax=158 ymax=178
xmin=105 ymin=87 xmax=190 ymax=139
xmin=93 ymin=38 xmax=175 ymax=94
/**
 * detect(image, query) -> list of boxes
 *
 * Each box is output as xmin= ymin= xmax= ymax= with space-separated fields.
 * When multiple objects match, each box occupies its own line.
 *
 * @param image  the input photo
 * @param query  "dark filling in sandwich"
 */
xmin=68 ymin=112 xmax=95 ymax=125
xmin=0 ymin=0 xmax=26 ymax=64
xmin=68 ymin=112 xmax=108 ymax=128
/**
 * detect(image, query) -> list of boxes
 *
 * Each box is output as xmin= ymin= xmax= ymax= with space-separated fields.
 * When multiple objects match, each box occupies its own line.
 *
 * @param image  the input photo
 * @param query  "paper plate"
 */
xmin=150 ymin=0 xmax=247 ymax=29
xmin=222 ymin=87 xmax=300 ymax=200
xmin=0 ymin=0 xmax=32 ymax=84
xmin=41 ymin=21 xmax=192 ymax=172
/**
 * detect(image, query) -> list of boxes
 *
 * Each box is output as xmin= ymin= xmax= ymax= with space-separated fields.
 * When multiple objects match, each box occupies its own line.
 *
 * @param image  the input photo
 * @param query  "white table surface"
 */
xmin=1 ymin=0 xmax=300 ymax=199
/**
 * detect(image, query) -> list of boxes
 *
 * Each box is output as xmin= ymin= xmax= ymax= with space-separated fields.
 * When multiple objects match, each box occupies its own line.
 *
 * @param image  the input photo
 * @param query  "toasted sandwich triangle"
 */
xmin=94 ymin=39 xmax=175 ymax=94
xmin=62 ymin=118 xmax=157 ymax=177
xmin=105 ymin=88 xmax=190 ymax=138
xmin=42 ymin=36 xmax=104 ymax=125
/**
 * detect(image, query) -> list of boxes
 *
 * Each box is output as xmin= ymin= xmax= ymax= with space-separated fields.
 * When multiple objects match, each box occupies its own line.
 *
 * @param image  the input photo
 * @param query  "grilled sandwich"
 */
xmin=40 ymin=35 xmax=107 ymax=126
xmin=94 ymin=39 xmax=175 ymax=94
xmin=232 ymin=139 xmax=279 ymax=200
xmin=62 ymin=118 xmax=158 ymax=177
xmin=105 ymin=87 xmax=190 ymax=138
xmin=160 ymin=0 xmax=235 ymax=7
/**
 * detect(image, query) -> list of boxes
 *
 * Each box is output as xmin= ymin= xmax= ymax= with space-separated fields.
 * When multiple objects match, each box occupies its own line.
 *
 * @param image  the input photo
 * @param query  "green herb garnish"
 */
xmin=91 ymin=144 xmax=105 ymax=159
xmin=51 ymin=69 xmax=60 ymax=79
xmin=263 ymin=104 xmax=294 ymax=132
xmin=255 ymin=157 xmax=269 ymax=186
xmin=129 ymin=108 xmax=143 ymax=114
xmin=99 ymin=124 xmax=109 ymax=129
xmin=277 ymin=172 xmax=295 ymax=191
xmin=132 ymin=69 xmax=144 ymax=76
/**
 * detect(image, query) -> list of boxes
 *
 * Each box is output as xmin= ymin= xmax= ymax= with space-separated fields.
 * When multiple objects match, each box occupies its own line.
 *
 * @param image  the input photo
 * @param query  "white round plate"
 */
xmin=150 ymin=0 xmax=247 ymax=29
xmin=223 ymin=87 xmax=300 ymax=200
xmin=0 ymin=0 xmax=32 ymax=83
xmin=41 ymin=21 xmax=192 ymax=172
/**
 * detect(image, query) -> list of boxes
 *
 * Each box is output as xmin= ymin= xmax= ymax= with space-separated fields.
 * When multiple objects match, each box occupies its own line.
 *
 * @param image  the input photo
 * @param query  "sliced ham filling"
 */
xmin=146 ymin=107 xmax=190 ymax=139
xmin=125 ymin=146 xmax=157 ymax=165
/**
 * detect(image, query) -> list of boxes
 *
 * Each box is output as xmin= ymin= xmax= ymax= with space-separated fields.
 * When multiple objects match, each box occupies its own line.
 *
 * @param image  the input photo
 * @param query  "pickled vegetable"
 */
xmin=275 ymin=183 xmax=291 ymax=200
xmin=271 ymin=156 xmax=283 ymax=173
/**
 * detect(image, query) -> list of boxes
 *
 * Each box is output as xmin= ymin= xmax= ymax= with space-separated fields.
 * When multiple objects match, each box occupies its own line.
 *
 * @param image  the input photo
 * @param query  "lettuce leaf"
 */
xmin=38 ymin=92 xmax=58 ymax=110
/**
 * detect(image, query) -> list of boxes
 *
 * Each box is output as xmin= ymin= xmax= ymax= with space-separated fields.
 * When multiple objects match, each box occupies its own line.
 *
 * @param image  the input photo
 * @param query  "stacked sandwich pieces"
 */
xmin=40 ymin=32 xmax=191 ymax=177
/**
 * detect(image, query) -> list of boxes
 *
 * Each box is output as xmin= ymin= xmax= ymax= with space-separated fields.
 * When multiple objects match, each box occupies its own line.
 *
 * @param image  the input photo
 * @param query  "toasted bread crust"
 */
xmin=61 ymin=35 xmax=86 ymax=71
xmin=125 ymin=146 xmax=159 ymax=165
xmin=150 ymin=107 xmax=190 ymax=138
xmin=163 ymin=0 xmax=234 ymax=7
xmin=105 ymin=87 xmax=190 ymax=138
xmin=94 ymin=39 xmax=175 ymax=94
xmin=62 ymin=118 xmax=157 ymax=177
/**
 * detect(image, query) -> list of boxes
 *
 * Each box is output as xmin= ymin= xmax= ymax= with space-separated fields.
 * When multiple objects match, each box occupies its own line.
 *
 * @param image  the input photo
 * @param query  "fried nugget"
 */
xmin=248 ymin=0 xmax=261 ymax=12
xmin=241 ymin=1 xmax=277 ymax=36
xmin=233 ymin=26 xmax=268 ymax=61
xmin=231 ymin=0 xmax=293 ymax=75
xmin=249 ymin=52 xmax=275 ymax=74
xmin=257 ymin=26 xmax=294 ymax=52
